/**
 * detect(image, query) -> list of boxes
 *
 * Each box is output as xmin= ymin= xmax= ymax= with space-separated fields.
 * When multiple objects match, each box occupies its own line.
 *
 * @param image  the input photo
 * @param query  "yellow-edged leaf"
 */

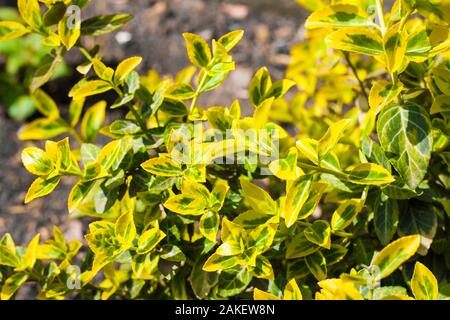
xmin=371 ymin=235 xmax=421 ymax=279
xmin=114 ymin=56 xmax=142 ymax=84
xmin=411 ymin=262 xmax=439 ymax=300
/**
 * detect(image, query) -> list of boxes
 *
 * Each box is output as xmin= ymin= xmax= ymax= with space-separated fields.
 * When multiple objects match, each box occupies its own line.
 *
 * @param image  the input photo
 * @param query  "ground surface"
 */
xmin=0 ymin=0 xmax=308 ymax=245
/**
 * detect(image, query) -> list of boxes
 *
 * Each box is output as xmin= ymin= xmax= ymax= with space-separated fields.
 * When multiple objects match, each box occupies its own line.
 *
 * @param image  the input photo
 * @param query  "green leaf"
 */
xmin=374 ymin=197 xmax=399 ymax=246
xmin=347 ymin=163 xmax=395 ymax=185
xmin=114 ymin=56 xmax=142 ymax=85
xmin=216 ymin=241 xmax=244 ymax=256
xmin=249 ymin=67 xmax=272 ymax=107
xmin=360 ymin=137 xmax=391 ymax=171
xmin=200 ymin=210 xmax=220 ymax=242
xmin=160 ymin=245 xmax=185 ymax=262
xmin=18 ymin=0 xmax=42 ymax=30
xmin=265 ymin=79 xmax=296 ymax=101
xmin=80 ymin=143 xmax=100 ymax=165
xmin=433 ymin=68 xmax=450 ymax=96
xmin=21 ymin=147 xmax=54 ymax=176
xmin=398 ymin=201 xmax=437 ymax=256
xmin=286 ymin=232 xmax=320 ymax=259
xmin=218 ymin=30 xmax=244 ymax=52
xmin=284 ymin=279 xmax=303 ymax=300
xmin=141 ymin=156 xmax=183 ymax=177
xmin=97 ymin=138 xmax=132 ymax=171
xmin=36 ymin=244 xmax=65 ymax=260
xmin=69 ymin=79 xmax=113 ymax=100
xmin=43 ymin=2 xmax=67 ymax=26
xmin=164 ymin=193 xmax=207 ymax=216
xmin=296 ymin=138 xmax=342 ymax=171
xmin=368 ymin=80 xmax=404 ymax=115
xmin=331 ymin=199 xmax=363 ymax=231
xmin=203 ymin=253 xmax=239 ymax=272
xmin=431 ymin=95 xmax=450 ymax=115
xmin=269 ymin=147 xmax=301 ymax=180
xmin=383 ymin=23 xmax=408 ymax=74
xmin=305 ymin=4 xmax=375 ymax=29
xmin=304 ymin=220 xmax=331 ymax=249
xmin=58 ymin=16 xmax=80 ymax=49
xmin=31 ymin=48 xmax=64 ymax=92
xmin=251 ymin=255 xmax=274 ymax=279
xmin=81 ymin=14 xmax=133 ymax=36
xmin=377 ymin=103 xmax=432 ymax=189
xmin=137 ymin=228 xmax=166 ymax=254
xmin=371 ymin=235 xmax=421 ymax=279
xmin=305 ymin=251 xmax=327 ymax=281
xmin=373 ymin=286 xmax=408 ymax=300
xmin=322 ymin=244 xmax=348 ymax=266
xmin=318 ymin=119 xmax=352 ymax=161
xmin=92 ymin=58 xmax=114 ymax=82
xmin=159 ymin=98 xmax=188 ymax=116
xmin=18 ymin=234 xmax=40 ymax=270
xmin=32 ymin=89 xmax=60 ymax=118
xmin=25 ymin=176 xmax=61 ymax=203
xmin=18 ymin=118 xmax=68 ymax=141
xmin=183 ymin=33 xmax=212 ymax=68
xmin=240 ymin=178 xmax=278 ymax=215
xmin=189 ymin=256 xmax=219 ymax=299
xmin=165 ymin=83 xmax=196 ymax=100
xmin=69 ymin=98 xmax=85 ymax=127
xmin=297 ymin=182 xmax=327 ymax=220
xmin=1 ymin=272 xmax=28 ymax=300
xmin=217 ymin=266 xmax=252 ymax=297
xmin=210 ymin=179 xmax=229 ymax=211
xmin=284 ymin=175 xmax=313 ymax=228
xmin=110 ymin=120 xmax=141 ymax=135
xmin=326 ymin=27 xmax=384 ymax=56
xmin=406 ymin=24 xmax=450 ymax=60
xmin=80 ymin=101 xmax=106 ymax=143
xmin=0 ymin=245 xmax=20 ymax=267
xmin=115 ymin=212 xmax=137 ymax=245
xmin=411 ymin=262 xmax=438 ymax=300
xmin=0 ymin=21 xmax=30 ymax=41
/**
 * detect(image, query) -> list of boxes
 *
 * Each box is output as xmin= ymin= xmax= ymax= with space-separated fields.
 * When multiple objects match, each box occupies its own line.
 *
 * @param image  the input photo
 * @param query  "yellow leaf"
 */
xmin=318 ymin=118 xmax=352 ymax=161
xmin=253 ymin=288 xmax=280 ymax=300
xmin=69 ymin=79 xmax=113 ymax=100
xmin=371 ymin=235 xmax=421 ymax=279
xmin=369 ymin=80 xmax=404 ymax=115
xmin=383 ymin=23 xmax=408 ymax=73
xmin=0 ymin=21 xmax=30 ymax=41
xmin=141 ymin=156 xmax=183 ymax=177
xmin=305 ymin=4 xmax=375 ymax=29
xmin=58 ymin=16 xmax=80 ymax=50
xmin=114 ymin=56 xmax=142 ymax=84
xmin=284 ymin=175 xmax=313 ymax=227
xmin=1 ymin=272 xmax=28 ymax=300
xmin=283 ymin=279 xmax=303 ymax=300
xmin=326 ymin=27 xmax=384 ymax=56
xmin=411 ymin=262 xmax=439 ymax=300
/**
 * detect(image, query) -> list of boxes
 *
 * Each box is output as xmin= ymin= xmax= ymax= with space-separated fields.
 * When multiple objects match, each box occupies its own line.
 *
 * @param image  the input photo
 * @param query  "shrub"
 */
xmin=0 ymin=0 xmax=449 ymax=300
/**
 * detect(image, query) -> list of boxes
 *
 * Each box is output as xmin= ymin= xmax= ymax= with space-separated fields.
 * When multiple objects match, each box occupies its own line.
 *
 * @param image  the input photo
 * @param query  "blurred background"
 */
xmin=0 ymin=0 xmax=309 ymax=246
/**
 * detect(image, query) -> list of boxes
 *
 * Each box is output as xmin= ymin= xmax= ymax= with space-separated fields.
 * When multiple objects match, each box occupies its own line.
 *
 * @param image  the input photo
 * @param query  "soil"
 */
xmin=0 ymin=0 xmax=308 ymax=245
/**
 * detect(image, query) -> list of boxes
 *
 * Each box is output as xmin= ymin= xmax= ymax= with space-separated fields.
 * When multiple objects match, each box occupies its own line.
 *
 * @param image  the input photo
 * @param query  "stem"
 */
xmin=190 ymin=71 xmax=207 ymax=112
xmin=297 ymin=162 xmax=350 ymax=181
xmin=343 ymin=52 xmax=369 ymax=104
xmin=126 ymin=103 xmax=154 ymax=142
xmin=60 ymin=118 xmax=83 ymax=144
xmin=78 ymin=45 xmax=93 ymax=61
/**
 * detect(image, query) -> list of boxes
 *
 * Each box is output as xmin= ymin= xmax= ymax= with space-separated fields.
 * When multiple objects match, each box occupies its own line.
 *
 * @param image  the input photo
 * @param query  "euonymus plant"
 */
xmin=0 ymin=0 xmax=449 ymax=300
